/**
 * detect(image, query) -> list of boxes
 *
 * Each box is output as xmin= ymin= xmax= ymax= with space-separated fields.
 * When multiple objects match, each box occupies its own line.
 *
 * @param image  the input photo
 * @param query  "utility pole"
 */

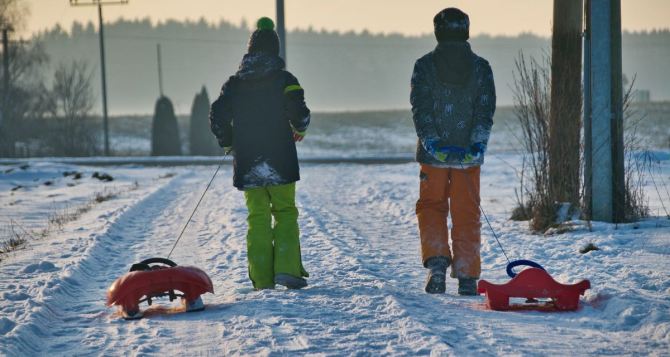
xmin=69 ymin=0 xmax=128 ymax=156
xmin=549 ymin=0 xmax=583 ymax=209
xmin=156 ymin=43 xmax=163 ymax=97
xmin=1 ymin=23 xmax=14 ymax=157
xmin=276 ymin=0 xmax=286 ymax=64
xmin=584 ymin=0 xmax=625 ymax=222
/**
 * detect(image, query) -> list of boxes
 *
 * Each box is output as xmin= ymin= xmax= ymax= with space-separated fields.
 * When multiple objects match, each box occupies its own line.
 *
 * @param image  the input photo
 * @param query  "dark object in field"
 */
xmin=92 ymin=172 xmax=114 ymax=182
xmin=63 ymin=171 xmax=83 ymax=180
xmin=11 ymin=185 xmax=23 ymax=191
xmin=3 ymin=168 xmax=14 ymax=174
xmin=19 ymin=165 xmax=29 ymax=170
xmin=151 ymin=96 xmax=182 ymax=156
xmin=43 ymin=181 xmax=53 ymax=186
xmin=579 ymin=243 xmax=600 ymax=254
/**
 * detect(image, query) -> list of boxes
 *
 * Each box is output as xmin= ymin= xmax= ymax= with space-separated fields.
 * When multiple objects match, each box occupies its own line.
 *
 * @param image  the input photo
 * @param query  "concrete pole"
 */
xmin=276 ymin=0 xmax=286 ymax=64
xmin=157 ymin=43 xmax=163 ymax=97
xmin=98 ymin=3 xmax=110 ymax=156
xmin=587 ymin=0 xmax=625 ymax=222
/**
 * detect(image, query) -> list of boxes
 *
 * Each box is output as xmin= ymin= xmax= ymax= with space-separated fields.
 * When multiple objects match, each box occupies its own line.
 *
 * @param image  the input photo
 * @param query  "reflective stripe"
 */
xmin=284 ymin=85 xmax=302 ymax=94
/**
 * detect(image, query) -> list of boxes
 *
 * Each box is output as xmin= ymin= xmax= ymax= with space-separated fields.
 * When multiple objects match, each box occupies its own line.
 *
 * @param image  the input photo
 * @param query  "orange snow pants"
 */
xmin=416 ymin=164 xmax=481 ymax=279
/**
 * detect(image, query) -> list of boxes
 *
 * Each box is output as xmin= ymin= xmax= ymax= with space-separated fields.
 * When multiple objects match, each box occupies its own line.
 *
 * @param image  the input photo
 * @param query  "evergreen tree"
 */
xmin=189 ymin=86 xmax=219 ymax=155
xmin=151 ymin=96 xmax=182 ymax=156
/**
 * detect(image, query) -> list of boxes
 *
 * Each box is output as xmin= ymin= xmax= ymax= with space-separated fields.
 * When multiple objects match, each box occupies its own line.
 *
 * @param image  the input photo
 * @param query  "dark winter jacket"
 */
xmin=210 ymin=53 xmax=310 ymax=190
xmin=410 ymin=41 xmax=496 ymax=167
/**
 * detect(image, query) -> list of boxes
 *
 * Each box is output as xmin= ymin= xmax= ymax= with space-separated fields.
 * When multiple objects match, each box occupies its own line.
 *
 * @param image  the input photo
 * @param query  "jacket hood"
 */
xmin=433 ymin=41 xmax=475 ymax=86
xmin=236 ymin=53 xmax=285 ymax=80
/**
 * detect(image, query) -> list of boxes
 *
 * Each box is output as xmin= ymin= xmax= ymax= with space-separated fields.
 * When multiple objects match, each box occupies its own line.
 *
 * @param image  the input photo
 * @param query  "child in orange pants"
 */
xmin=410 ymin=7 xmax=496 ymax=294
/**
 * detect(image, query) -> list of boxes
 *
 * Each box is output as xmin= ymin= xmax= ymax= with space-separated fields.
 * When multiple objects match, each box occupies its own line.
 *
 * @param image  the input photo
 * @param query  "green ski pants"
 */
xmin=244 ymin=183 xmax=308 ymax=289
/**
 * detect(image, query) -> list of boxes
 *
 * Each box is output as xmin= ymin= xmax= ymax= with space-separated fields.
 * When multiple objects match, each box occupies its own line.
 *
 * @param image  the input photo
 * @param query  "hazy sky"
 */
xmin=19 ymin=0 xmax=670 ymax=38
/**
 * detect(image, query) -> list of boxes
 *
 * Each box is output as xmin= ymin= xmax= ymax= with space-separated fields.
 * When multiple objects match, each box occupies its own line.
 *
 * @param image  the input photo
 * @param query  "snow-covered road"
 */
xmin=1 ymin=157 xmax=668 ymax=356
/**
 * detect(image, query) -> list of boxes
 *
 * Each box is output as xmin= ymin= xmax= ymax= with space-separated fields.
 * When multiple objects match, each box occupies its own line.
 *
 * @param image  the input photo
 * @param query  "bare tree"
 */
xmin=48 ymin=61 xmax=98 ymax=156
xmin=512 ymin=53 xmax=554 ymax=232
xmin=1 ymin=0 xmax=31 ymax=156
xmin=0 ymin=0 xmax=28 ymax=30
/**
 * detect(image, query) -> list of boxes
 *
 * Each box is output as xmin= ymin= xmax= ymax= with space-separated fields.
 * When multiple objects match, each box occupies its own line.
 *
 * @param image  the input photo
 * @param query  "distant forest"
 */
xmin=35 ymin=19 xmax=670 ymax=114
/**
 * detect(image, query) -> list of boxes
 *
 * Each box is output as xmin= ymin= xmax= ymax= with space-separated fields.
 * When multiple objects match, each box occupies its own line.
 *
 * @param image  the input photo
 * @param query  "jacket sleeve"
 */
xmin=470 ymin=61 xmax=496 ymax=149
xmin=284 ymin=72 xmax=310 ymax=132
xmin=410 ymin=58 xmax=441 ymax=154
xmin=209 ymin=78 xmax=235 ymax=147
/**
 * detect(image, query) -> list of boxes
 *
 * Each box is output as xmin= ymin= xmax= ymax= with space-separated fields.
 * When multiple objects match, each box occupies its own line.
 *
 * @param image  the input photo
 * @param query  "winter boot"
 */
xmin=424 ymin=256 xmax=450 ymax=294
xmin=458 ymin=278 xmax=478 ymax=296
xmin=275 ymin=273 xmax=308 ymax=289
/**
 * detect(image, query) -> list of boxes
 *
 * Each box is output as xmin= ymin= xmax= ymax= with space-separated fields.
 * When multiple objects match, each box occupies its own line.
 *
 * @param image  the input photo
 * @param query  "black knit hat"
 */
xmin=433 ymin=8 xmax=470 ymax=42
xmin=247 ymin=17 xmax=280 ymax=55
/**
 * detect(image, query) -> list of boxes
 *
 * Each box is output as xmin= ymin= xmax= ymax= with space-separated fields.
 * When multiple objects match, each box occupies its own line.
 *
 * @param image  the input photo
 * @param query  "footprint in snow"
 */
xmin=1 ymin=292 xmax=30 ymax=301
xmin=0 ymin=318 xmax=16 ymax=335
xmin=21 ymin=261 xmax=59 ymax=274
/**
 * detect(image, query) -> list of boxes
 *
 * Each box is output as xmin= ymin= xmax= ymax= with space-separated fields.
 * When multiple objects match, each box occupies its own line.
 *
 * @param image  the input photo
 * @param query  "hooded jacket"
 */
xmin=210 ymin=53 xmax=310 ymax=190
xmin=410 ymin=41 xmax=496 ymax=167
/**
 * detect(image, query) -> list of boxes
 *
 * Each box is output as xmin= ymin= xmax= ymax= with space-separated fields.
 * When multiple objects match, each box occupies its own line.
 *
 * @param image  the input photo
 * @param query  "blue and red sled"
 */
xmin=477 ymin=260 xmax=591 ymax=311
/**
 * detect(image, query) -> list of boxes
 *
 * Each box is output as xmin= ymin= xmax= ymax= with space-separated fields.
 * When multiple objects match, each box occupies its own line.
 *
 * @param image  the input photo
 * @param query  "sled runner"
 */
xmin=107 ymin=258 xmax=214 ymax=320
xmin=477 ymin=260 xmax=590 ymax=311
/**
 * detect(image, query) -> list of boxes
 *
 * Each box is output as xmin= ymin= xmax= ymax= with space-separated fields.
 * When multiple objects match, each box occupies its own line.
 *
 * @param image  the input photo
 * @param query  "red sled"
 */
xmin=477 ymin=268 xmax=590 ymax=311
xmin=107 ymin=258 xmax=214 ymax=319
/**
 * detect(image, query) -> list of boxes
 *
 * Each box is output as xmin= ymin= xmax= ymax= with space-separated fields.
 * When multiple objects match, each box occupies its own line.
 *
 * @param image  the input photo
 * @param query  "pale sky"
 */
xmin=16 ymin=0 xmax=670 ymax=38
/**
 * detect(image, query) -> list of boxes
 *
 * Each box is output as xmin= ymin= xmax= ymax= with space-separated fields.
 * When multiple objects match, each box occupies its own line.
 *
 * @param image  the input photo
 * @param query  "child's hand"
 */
xmin=293 ymin=130 xmax=306 ymax=142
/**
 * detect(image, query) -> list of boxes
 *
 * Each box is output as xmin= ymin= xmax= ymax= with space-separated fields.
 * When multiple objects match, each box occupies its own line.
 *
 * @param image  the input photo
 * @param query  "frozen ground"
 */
xmin=0 ymin=153 xmax=669 ymax=356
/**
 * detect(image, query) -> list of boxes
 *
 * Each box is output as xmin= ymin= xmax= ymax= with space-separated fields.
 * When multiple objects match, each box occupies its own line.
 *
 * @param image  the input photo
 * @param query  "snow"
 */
xmin=0 ymin=153 xmax=668 ymax=356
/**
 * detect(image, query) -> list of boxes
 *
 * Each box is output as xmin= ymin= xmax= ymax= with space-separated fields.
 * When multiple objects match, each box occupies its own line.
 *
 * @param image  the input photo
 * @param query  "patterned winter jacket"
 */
xmin=410 ymin=41 xmax=496 ymax=167
xmin=210 ymin=53 xmax=311 ymax=190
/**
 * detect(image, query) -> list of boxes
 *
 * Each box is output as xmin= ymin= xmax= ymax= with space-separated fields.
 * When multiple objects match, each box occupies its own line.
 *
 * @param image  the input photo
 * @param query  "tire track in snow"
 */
xmin=307 ymin=164 xmax=631 ymax=356
xmin=1 ymin=171 xmax=200 ymax=356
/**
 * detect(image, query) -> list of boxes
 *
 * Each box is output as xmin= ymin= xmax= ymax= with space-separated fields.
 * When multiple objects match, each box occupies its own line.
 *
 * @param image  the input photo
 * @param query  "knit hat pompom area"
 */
xmin=248 ymin=17 xmax=280 ymax=55
xmin=256 ymin=17 xmax=275 ymax=31
xmin=434 ymin=7 xmax=470 ymax=42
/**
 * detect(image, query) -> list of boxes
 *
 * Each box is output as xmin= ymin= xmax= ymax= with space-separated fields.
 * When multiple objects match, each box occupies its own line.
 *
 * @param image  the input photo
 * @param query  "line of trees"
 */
xmin=0 ymin=1 xmax=221 ymax=158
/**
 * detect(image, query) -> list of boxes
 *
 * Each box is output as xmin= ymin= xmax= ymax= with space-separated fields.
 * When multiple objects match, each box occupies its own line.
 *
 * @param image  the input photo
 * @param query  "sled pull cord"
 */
xmin=167 ymin=158 xmax=225 ymax=259
xmin=459 ymin=163 xmax=511 ymax=265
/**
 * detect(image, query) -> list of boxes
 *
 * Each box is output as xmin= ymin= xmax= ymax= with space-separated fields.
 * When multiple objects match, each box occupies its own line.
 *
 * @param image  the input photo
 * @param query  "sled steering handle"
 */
xmin=506 ymin=260 xmax=546 ymax=278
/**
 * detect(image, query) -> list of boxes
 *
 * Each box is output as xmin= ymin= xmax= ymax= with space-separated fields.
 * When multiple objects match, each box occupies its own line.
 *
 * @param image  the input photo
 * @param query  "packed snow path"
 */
xmin=1 ymin=158 xmax=668 ymax=356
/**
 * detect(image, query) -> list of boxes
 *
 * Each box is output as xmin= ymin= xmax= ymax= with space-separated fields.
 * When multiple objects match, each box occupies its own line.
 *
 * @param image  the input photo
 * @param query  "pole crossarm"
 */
xmin=69 ymin=0 xmax=128 ymax=6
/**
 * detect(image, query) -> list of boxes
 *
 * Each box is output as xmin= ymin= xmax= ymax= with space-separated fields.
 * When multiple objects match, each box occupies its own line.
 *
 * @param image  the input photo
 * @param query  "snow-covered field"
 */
xmin=0 ymin=153 xmax=669 ymax=356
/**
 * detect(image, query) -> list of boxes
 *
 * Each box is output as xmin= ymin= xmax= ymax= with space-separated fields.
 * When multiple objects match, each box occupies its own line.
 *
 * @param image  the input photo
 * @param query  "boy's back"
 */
xmin=210 ymin=50 xmax=309 ymax=190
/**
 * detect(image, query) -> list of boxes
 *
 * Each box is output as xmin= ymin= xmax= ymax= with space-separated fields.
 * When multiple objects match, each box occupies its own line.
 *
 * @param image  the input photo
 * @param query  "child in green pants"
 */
xmin=210 ymin=18 xmax=311 ymax=289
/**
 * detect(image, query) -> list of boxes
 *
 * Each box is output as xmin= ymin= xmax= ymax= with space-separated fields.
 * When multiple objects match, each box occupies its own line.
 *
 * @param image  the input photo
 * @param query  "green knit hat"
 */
xmin=248 ymin=17 xmax=280 ymax=55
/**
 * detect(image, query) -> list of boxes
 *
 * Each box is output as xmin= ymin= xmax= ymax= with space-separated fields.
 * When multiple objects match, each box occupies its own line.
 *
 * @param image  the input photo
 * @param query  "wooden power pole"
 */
xmin=69 ymin=0 xmax=128 ymax=156
xmin=1 ymin=23 xmax=13 ymax=157
xmin=549 ymin=0 xmax=584 ymax=208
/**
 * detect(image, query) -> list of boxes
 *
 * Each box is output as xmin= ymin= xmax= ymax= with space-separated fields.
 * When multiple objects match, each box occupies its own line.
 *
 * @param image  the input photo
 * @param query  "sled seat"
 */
xmin=477 ymin=268 xmax=590 ymax=311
